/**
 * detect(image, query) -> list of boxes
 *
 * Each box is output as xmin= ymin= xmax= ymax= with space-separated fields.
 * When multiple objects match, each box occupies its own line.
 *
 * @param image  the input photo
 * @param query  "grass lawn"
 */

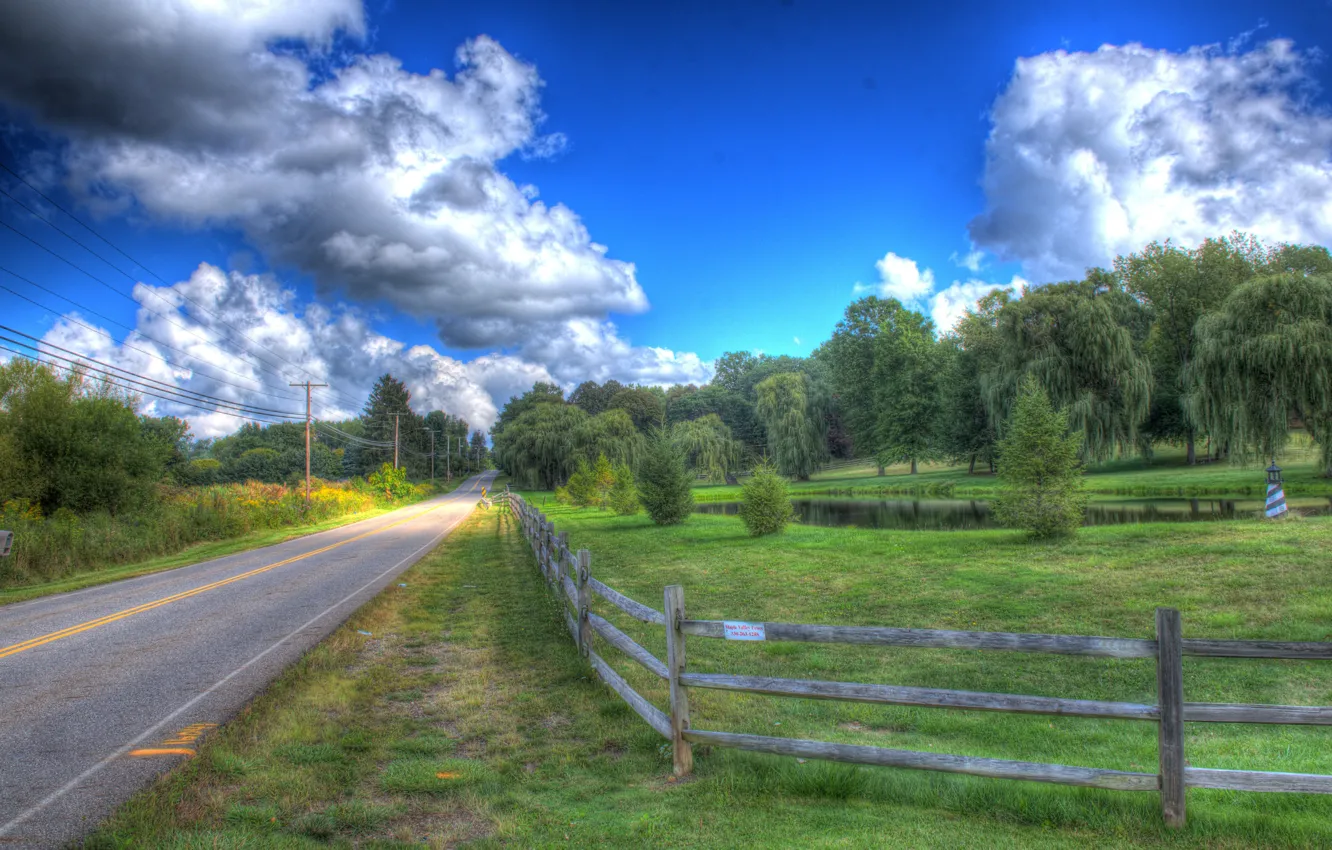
xmin=692 ymin=440 xmax=1332 ymax=501
xmin=0 ymin=478 xmax=464 ymax=607
xmin=91 ymin=500 xmax=1332 ymax=848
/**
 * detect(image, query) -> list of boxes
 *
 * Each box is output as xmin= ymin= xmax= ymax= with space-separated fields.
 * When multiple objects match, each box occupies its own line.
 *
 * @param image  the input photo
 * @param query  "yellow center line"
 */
xmin=129 ymin=748 xmax=195 ymax=757
xmin=0 ymin=479 xmax=485 ymax=662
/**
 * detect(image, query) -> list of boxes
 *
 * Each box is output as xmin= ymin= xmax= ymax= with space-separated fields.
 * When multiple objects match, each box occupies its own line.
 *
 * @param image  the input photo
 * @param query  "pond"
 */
xmin=694 ymin=496 xmax=1332 ymax=531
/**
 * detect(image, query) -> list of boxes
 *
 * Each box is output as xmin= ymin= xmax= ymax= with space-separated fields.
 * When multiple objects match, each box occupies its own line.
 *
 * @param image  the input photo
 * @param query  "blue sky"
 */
xmin=1 ymin=0 xmax=1330 ymax=433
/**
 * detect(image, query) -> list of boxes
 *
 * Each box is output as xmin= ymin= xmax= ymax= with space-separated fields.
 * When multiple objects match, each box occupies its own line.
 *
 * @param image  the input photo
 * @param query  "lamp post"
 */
xmin=1265 ymin=461 xmax=1288 ymax=518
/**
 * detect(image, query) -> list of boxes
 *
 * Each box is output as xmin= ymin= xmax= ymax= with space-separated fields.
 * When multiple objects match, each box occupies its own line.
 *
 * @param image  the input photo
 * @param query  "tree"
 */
xmin=993 ymin=377 xmax=1087 ymax=538
xmin=609 ymin=462 xmax=639 ymax=515
xmin=469 ymin=430 xmax=488 ymax=469
xmin=672 ymin=414 xmax=742 ymax=483
xmin=753 ymin=372 xmax=828 ymax=480
xmin=607 ymin=386 xmax=666 ymax=432
xmin=0 ymin=360 xmax=173 ymax=515
xmin=737 ymin=459 xmax=794 ymax=536
xmin=938 ymin=290 xmax=1010 ymax=473
xmin=984 ymin=277 xmax=1151 ymax=461
xmin=569 ymin=379 xmax=624 ymax=416
xmin=871 ymin=303 xmax=942 ymax=474
xmin=1116 ymin=234 xmax=1260 ymax=462
xmin=820 ymin=296 xmax=901 ymax=466
xmin=636 ymin=430 xmax=695 ymax=525
xmin=573 ymin=409 xmax=644 ymax=469
xmin=491 ymin=402 xmax=589 ymax=489
xmin=1188 ymin=272 xmax=1332 ymax=476
xmin=360 ymin=374 xmax=421 ymax=474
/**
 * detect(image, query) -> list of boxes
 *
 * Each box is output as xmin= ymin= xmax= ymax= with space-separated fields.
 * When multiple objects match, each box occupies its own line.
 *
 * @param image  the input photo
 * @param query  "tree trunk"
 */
xmin=877 ymin=464 xmax=885 ymax=476
xmin=910 ymin=458 xmax=918 ymax=475
xmin=968 ymin=453 xmax=976 ymax=475
xmin=1186 ymin=434 xmax=1196 ymax=466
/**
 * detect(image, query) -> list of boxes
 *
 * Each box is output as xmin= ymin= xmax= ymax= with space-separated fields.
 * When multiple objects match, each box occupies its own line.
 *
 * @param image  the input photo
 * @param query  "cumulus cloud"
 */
xmin=859 ymin=252 xmax=1023 ymax=336
xmin=969 ymin=39 xmax=1332 ymax=281
xmin=37 ymin=263 xmax=554 ymax=437
xmin=0 ymin=0 xmax=647 ymax=352
xmin=949 ymin=249 xmax=986 ymax=273
xmin=873 ymin=252 xmax=936 ymax=302
xmin=35 ymin=264 xmax=708 ymax=437
xmin=929 ymin=275 xmax=1027 ymax=334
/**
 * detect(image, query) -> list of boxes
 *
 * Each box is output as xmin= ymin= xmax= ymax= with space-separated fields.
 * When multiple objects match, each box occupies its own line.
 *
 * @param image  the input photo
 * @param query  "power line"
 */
xmin=0 ymin=266 xmax=305 ymax=403
xmin=0 ymin=163 xmax=361 ymax=400
xmin=0 ymin=330 xmax=302 ymax=420
xmin=0 ymin=346 xmax=297 ymax=427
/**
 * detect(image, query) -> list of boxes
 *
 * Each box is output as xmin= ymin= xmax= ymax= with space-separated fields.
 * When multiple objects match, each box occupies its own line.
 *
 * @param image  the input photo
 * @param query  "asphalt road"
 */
xmin=0 ymin=471 xmax=495 ymax=847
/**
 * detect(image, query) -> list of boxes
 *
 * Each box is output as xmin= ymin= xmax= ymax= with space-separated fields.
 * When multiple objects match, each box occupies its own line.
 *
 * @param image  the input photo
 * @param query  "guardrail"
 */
xmin=503 ymin=492 xmax=1331 ymax=828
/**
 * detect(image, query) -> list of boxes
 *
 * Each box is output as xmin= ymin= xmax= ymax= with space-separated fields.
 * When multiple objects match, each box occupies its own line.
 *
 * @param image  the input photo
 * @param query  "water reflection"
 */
xmin=694 ymin=497 xmax=1332 ymax=530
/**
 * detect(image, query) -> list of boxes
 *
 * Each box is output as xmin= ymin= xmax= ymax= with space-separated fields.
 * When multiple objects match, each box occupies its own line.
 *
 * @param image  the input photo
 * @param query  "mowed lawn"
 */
xmin=92 ymin=502 xmax=1332 ymax=848
xmin=692 ymin=440 xmax=1332 ymax=501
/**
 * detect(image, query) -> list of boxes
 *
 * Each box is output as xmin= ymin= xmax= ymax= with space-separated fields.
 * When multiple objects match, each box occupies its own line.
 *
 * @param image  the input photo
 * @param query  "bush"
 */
xmin=993 ymin=376 xmax=1087 ymax=538
xmin=366 ymin=463 xmax=414 ymax=501
xmin=609 ymin=462 xmax=639 ymax=515
xmin=637 ymin=430 xmax=694 ymax=525
xmin=738 ymin=460 xmax=794 ymax=536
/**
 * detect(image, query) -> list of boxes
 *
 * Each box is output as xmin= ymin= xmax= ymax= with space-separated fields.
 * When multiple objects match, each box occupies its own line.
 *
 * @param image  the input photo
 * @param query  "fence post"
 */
xmin=664 ymin=584 xmax=693 ymax=776
xmin=557 ymin=532 xmax=570 ymax=580
xmin=576 ymin=549 xmax=592 ymax=656
xmin=1156 ymin=606 xmax=1186 ymax=828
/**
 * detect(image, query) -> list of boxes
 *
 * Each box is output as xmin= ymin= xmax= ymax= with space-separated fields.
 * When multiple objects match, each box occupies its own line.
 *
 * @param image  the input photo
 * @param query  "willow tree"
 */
xmin=1116 ymin=234 xmax=1262 ymax=461
xmin=983 ymin=278 xmax=1151 ymax=461
xmin=573 ymin=408 xmax=644 ymax=469
xmin=1189 ymin=273 xmax=1332 ymax=476
xmin=672 ymin=414 xmax=742 ymax=483
xmin=753 ymin=372 xmax=829 ymax=480
xmin=490 ymin=402 xmax=589 ymax=489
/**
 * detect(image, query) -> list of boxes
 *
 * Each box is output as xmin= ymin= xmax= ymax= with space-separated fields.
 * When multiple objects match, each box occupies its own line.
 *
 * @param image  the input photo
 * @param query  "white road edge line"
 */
xmin=0 ymin=474 xmax=490 ymax=838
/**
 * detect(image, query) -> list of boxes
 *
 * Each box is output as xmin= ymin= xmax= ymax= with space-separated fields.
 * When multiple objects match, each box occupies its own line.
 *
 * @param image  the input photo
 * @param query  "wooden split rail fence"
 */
xmin=504 ymin=490 xmax=1332 ymax=828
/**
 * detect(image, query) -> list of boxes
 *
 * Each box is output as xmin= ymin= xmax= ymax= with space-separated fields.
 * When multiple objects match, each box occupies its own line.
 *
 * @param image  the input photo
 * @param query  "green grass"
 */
xmin=0 ymin=478 xmax=464 ymax=607
xmin=691 ymin=440 xmax=1332 ymax=502
xmin=90 ymin=501 xmax=1332 ymax=848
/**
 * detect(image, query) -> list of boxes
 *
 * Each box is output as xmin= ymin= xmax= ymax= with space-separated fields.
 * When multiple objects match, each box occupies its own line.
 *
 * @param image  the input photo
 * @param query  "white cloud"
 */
xmin=969 ymin=39 xmax=1332 ymax=281
xmin=929 ymin=275 xmax=1027 ymax=334
xmin=949 ymin=249 xmax=986 ymax=273
xmin=35 ymin=264 xmax=706 ymax=438
xmin=859 ymin=250 xmax=1025 ymax=336
xmin=873 ymin=252 xmax=936 ymax=302
xmin=0 ymin=1 xmax=648 ymax=351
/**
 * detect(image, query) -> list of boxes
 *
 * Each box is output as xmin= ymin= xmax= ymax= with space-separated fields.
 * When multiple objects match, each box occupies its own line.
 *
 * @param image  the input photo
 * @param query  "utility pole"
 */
xmin=422 ymin=429 xmax=438 ymax=484
xmin=394 ymin=414 xmax=400 ymax=469
xmin=446 ymin=432 xmax=452 ymax=481
xmin=290 ymin=382 xmax=328 ymax=507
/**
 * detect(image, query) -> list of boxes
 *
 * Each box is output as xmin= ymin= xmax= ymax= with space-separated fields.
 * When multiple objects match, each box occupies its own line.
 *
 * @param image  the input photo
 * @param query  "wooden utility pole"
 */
xmin=422 ymin=429 xmax=438 ymax=484
xmin=394 ymin=414 xmax=400 ymax=469
xmin=446 ymin=432 xmax=451 ymax=481
xmin=289 ymin=382 xmax=328 ymax=507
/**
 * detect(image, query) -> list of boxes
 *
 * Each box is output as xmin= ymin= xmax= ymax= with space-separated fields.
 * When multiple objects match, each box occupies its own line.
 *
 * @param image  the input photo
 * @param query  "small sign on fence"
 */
xmin=723 ymin=621 xmax=766 ymax=641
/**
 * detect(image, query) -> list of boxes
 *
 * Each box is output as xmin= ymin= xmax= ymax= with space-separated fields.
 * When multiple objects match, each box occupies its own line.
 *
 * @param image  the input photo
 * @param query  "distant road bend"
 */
xmin=0 ymin=471 xmax=495 ymax=848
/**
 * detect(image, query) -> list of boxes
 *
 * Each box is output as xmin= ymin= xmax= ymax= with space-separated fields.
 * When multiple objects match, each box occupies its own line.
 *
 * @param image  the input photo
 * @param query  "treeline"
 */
xmin=491 ymin=233 xmax=1332 ymax=486
xmin=1 ymin=366 xmax=488 ymax=520
xmin=177 ymin=374 xmax=490 ymax=486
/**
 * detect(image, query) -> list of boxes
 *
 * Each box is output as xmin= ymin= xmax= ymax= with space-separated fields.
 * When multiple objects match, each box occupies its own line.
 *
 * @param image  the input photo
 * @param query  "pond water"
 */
xmin=694 ymin=496 xmax=1332 ymax=531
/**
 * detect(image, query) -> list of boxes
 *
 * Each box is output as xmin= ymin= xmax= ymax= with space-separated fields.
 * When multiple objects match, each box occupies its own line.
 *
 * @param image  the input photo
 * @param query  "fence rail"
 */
xmin=503 ymin=490 xmax=1332 ymax=828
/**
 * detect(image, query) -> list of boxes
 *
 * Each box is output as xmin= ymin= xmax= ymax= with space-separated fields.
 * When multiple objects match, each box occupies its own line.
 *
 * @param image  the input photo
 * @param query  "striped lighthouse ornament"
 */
xmin=1265 ymin=462 xmax=1288 ymax=518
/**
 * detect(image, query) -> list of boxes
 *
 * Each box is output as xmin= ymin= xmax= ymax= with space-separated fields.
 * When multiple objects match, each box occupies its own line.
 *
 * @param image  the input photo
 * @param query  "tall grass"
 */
xmin=0 ymin=477 xmax=435 ymax=588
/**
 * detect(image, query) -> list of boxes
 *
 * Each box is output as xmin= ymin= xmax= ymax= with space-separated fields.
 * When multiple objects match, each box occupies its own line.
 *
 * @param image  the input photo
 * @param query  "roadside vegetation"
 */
xmin=0 ymin=363 xmax=487 ymax=592
xmin=92 ymin=504 xmax=1332 ymax=848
